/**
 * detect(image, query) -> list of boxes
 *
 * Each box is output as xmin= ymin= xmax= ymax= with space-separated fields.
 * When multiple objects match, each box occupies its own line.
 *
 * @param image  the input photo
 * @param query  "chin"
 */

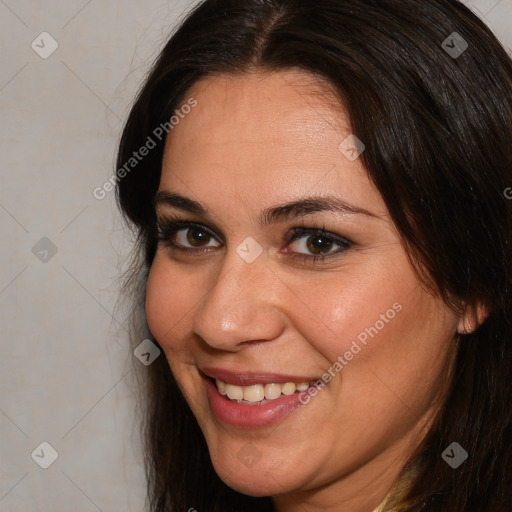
xmin=216 ymin=465 xmax=292 ymax=497
xmin=205 ymin=443 xmax=309 ymax=498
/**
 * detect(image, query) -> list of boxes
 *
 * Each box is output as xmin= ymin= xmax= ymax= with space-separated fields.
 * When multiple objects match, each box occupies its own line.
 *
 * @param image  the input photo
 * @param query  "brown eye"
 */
xmin=156 ymin=220 xmax=222 ymax=251
xmin=174 ymin=226 xmax=220 ymax=249
xmin=306 ymin=235 xmax=334 ymax=254
xmin=186 ymin=227 xmax=212 ymax=246
xmin=286 ymin=227 xmax=351 ymax=260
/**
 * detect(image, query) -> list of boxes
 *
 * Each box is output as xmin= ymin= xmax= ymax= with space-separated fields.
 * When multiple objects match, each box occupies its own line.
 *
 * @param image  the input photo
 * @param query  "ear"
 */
xmin=457 ymin=300 xmax=490 ymax=335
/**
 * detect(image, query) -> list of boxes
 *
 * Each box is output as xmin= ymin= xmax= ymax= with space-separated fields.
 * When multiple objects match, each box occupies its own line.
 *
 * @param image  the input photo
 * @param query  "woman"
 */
xmin=115 ymin=0 xmax=512 ymax=510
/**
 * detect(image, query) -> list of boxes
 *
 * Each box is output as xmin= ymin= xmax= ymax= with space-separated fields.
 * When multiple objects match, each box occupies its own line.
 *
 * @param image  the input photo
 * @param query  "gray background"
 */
xmin=0 ymin=1 xmax=510 ymax=511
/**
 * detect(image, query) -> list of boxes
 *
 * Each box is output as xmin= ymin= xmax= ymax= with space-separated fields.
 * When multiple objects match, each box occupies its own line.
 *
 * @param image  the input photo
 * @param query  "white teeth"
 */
xmin=281 ymin=382 xmax=296 ymax=395
xmin=214 ymin=379 xmax=312 ymax=403
xmin=296 ymin=382 xmax=309 ymax=391
xmin=216 ymin=379 xmax=227 ymax=395
xmin=243 ymin=384 xmax=265 ymax=403
xmin=225 ymin=383 xmax=244 ymax=400
xmin=264 ymin=383 xmax=282 ymax=400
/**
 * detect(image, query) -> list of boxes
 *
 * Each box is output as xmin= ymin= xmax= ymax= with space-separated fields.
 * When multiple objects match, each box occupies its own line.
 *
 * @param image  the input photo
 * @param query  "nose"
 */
xmin=192 ymin=249 xmax=285 ymax=351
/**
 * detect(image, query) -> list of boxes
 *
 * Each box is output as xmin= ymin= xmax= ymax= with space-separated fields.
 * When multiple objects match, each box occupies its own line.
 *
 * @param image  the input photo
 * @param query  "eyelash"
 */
xmin=155 ymin=219 xmax=352 ymax=263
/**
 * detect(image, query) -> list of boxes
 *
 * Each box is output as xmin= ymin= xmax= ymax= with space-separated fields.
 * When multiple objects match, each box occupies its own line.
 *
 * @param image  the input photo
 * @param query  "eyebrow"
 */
xmin=153 ymin=190 xmax=379 ymax=225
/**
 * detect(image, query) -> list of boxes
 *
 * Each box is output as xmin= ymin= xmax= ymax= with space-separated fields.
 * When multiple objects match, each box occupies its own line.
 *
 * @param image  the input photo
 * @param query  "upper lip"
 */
xmin=200 ymin=366 xmax=318 ymax=386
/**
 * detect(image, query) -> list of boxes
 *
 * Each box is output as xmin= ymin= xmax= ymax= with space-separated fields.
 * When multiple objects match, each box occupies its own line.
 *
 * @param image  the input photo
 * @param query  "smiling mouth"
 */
xmin=213 ymin=377 xmax=311 ymax=405
xmin=201 ymin=372 xmax=323 ymax=428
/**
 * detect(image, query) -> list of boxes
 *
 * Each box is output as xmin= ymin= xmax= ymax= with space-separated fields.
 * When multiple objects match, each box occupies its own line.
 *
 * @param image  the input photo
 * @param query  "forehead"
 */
xmin=170 ymin=69 xmax=348 ymax=147
xmin=159 ymin=70 xmax=385 ymax=217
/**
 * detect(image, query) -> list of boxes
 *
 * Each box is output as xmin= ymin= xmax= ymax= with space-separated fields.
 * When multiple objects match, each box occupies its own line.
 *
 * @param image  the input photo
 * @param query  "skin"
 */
xmin=145 ymin=70 xmax=472 ymax=512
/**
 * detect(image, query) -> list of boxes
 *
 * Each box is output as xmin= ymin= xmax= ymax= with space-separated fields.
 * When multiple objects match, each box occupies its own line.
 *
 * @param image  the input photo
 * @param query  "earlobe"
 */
xmin=457 ymin=301 xmax=489 ymax=335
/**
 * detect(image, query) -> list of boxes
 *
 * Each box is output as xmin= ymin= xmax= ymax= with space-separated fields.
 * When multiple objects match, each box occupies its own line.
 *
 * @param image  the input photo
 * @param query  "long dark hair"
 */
xmin=115 ymin=1 xmax=512 ymax=510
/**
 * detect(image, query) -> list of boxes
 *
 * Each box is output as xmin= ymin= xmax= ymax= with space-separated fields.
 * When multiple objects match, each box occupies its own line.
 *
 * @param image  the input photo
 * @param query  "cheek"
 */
xmin=280 ymin=262 xmax=409 ymax=366
xmin=290 ymin=257 xmax=456 ymax=403
xmin=144 ymin=256 xmax=198 ymax=351
xmin=331 ymin=288 xmax=457 ymax=431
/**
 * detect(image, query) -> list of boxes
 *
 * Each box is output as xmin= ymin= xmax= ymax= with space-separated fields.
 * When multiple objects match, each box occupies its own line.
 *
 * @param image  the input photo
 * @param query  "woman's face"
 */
xmin=145 ymin=70 xmax=461 ymax=511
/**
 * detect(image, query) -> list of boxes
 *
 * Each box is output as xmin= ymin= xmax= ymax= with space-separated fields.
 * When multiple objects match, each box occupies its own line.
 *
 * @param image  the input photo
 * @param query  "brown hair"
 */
xmin=115 ymin=0 xmax=512 ymax=510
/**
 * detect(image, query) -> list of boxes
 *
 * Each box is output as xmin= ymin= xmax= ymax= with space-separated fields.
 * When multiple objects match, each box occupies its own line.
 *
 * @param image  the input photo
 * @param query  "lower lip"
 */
xmin=202 ymin=374 xmax=307 ymax=428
